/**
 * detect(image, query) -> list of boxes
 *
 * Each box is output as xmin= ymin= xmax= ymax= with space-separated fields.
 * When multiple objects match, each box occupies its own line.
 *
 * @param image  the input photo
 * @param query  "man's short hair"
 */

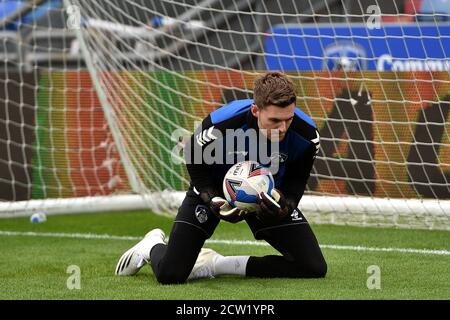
xmin=253 ymin=71 xmax=297 ymax=108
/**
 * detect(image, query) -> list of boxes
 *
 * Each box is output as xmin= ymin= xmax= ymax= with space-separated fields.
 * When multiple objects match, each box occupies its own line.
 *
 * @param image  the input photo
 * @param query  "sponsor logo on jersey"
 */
xmin=227 ymin=150 xmax=248 ymax=157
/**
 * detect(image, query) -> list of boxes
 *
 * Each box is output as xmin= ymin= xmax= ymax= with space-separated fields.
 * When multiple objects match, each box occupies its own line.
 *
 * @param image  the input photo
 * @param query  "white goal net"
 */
xmin=0 ymin=0 xmax=449 ymax=230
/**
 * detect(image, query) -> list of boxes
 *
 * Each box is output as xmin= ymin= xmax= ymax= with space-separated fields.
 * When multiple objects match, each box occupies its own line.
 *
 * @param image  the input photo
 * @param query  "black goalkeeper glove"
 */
xmin=255 ymin=189 xmax=293 ymax=223
xmin=199 ymin=189 xmax=245 ymax=223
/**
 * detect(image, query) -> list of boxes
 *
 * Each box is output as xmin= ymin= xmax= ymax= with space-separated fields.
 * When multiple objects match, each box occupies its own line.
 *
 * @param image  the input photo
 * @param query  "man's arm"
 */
xmin=184 ymin=115 xmax=220 ymax=197
xmin=184 ymin=114 xmax=248 ymax=223
xmin=184 ymin=107 xmax=249 ymax=196
xmin=254 ymin=140 xmax=318 ymax=223
xmin=280 ymin=142 xmax=317 ymax=210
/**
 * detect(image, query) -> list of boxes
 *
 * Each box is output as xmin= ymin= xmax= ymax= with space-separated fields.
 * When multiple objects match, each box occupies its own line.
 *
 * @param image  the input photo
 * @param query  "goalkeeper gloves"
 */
xmin=210 ymin=197 xmax=245 ymax=223
xmin=255 ymin=189 xmax=292 ymax=223
xmin=199 ymin=189 xmax=245 ymax=223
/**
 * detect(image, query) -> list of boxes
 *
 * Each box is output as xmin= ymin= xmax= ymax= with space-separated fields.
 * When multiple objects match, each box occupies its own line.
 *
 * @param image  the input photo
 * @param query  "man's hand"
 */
xmin=255 ymin=189 xmax=291 ymax=223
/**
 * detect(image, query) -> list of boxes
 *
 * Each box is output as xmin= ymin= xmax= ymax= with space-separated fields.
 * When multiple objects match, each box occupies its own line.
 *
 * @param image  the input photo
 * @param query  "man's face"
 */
xmin=251 ymin=103 xmax=295 ymax=141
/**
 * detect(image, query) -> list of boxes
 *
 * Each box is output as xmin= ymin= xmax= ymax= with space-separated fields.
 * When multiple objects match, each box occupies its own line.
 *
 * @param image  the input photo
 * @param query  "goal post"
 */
xmin=0 ymin=0 xmax=448 ymax=230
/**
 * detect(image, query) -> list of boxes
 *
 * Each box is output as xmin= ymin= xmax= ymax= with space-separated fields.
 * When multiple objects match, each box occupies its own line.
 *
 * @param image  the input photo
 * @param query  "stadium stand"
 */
xmin=1 ymin=0 xmax=448 ymax=71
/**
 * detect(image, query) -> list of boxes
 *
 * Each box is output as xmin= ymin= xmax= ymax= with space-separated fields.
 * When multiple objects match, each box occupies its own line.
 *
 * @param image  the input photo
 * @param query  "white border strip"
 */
xmin=1 ymin=194 xmax=449 ymax=218
xmin=0 ymin=230 xmax=448 ymax=256
xmin=1 ymin=195 xmax=448 ymax=230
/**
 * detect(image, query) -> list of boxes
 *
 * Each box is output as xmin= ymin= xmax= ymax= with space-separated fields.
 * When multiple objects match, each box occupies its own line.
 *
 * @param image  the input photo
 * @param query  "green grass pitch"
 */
xmin=0 ymin=210 xmax=448 ymax=300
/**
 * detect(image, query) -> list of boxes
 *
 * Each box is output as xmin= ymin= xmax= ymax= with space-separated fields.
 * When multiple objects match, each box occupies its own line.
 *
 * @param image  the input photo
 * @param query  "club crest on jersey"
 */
xmin=270 ymin=152 xmax=288 ymax=164
xmin=195 ymin=205 xmax=209 ymax=223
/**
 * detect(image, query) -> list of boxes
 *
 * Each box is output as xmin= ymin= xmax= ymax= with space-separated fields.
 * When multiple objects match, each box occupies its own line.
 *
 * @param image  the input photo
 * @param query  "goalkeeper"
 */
xmin=115 ymin=71 xmax=327 ymax=283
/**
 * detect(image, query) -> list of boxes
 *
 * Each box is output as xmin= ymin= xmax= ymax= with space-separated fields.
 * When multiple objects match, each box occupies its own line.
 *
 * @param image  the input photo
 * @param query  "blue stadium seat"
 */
xmin=1 ymin=0 xmax=62 ymax=30
xmin=0 ymin=1 xmax=24 ymax=20
xmin=416 ymin=0 xmax=450 ymax=22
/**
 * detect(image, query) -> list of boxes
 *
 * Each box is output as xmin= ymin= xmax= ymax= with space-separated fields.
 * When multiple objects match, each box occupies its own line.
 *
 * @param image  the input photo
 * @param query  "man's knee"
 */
xmin=309 ymin=259 xmax=327 ymax=278
xmin=155 ymin=267 xmax=189 ymax=285
xmin=295 ymin=259 xmax=327 ymax=278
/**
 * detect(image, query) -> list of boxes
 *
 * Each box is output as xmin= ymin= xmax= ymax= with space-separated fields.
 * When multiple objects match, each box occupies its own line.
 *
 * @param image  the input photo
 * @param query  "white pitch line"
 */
xmin=0 ymin=230 xmax=449 ymax=256
xmin=206 ymin=239 xmax=450 ymax=256
xmin=0 ymin=230 xmax=141 ymax=241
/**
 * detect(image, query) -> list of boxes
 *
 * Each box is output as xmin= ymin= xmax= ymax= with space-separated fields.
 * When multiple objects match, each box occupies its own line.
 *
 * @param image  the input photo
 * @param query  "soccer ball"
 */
xmin=223 ymin=161 xmax=274 ymax=213
xmin=30 ymin=212 xmax=47 ymax=223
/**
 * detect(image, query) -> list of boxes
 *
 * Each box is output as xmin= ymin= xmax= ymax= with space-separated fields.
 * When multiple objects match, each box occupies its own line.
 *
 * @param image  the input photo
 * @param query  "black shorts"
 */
xmin=173 ymin=188 xmax=221 ymax=238
xmin=244 ymin=207 xmax=309 ymax=240
xmin=174 ymin=188 xmax=309 ymax=240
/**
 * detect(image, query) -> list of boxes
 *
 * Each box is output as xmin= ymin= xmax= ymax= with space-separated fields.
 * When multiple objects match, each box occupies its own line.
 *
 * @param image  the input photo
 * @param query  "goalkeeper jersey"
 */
xmin=185 ymin=99 xmax=319 ymax=206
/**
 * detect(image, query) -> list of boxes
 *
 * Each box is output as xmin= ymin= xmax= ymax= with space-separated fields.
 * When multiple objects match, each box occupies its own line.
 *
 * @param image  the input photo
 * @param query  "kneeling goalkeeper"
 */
xmin=115 ymin=71 xmax=327 ymax=284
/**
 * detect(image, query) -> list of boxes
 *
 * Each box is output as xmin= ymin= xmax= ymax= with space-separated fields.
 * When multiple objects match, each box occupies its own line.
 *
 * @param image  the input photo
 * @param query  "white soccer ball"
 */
xmin=223 ymin=161 xmax=274 ymax=213
xmin=30 ymin=212 xmax=47 ymax=224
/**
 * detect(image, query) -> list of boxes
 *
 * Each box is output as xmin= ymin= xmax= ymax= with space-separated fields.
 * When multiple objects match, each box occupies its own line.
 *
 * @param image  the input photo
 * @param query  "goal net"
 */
xmin=0 ymin=0 xmax=448 ymax=230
